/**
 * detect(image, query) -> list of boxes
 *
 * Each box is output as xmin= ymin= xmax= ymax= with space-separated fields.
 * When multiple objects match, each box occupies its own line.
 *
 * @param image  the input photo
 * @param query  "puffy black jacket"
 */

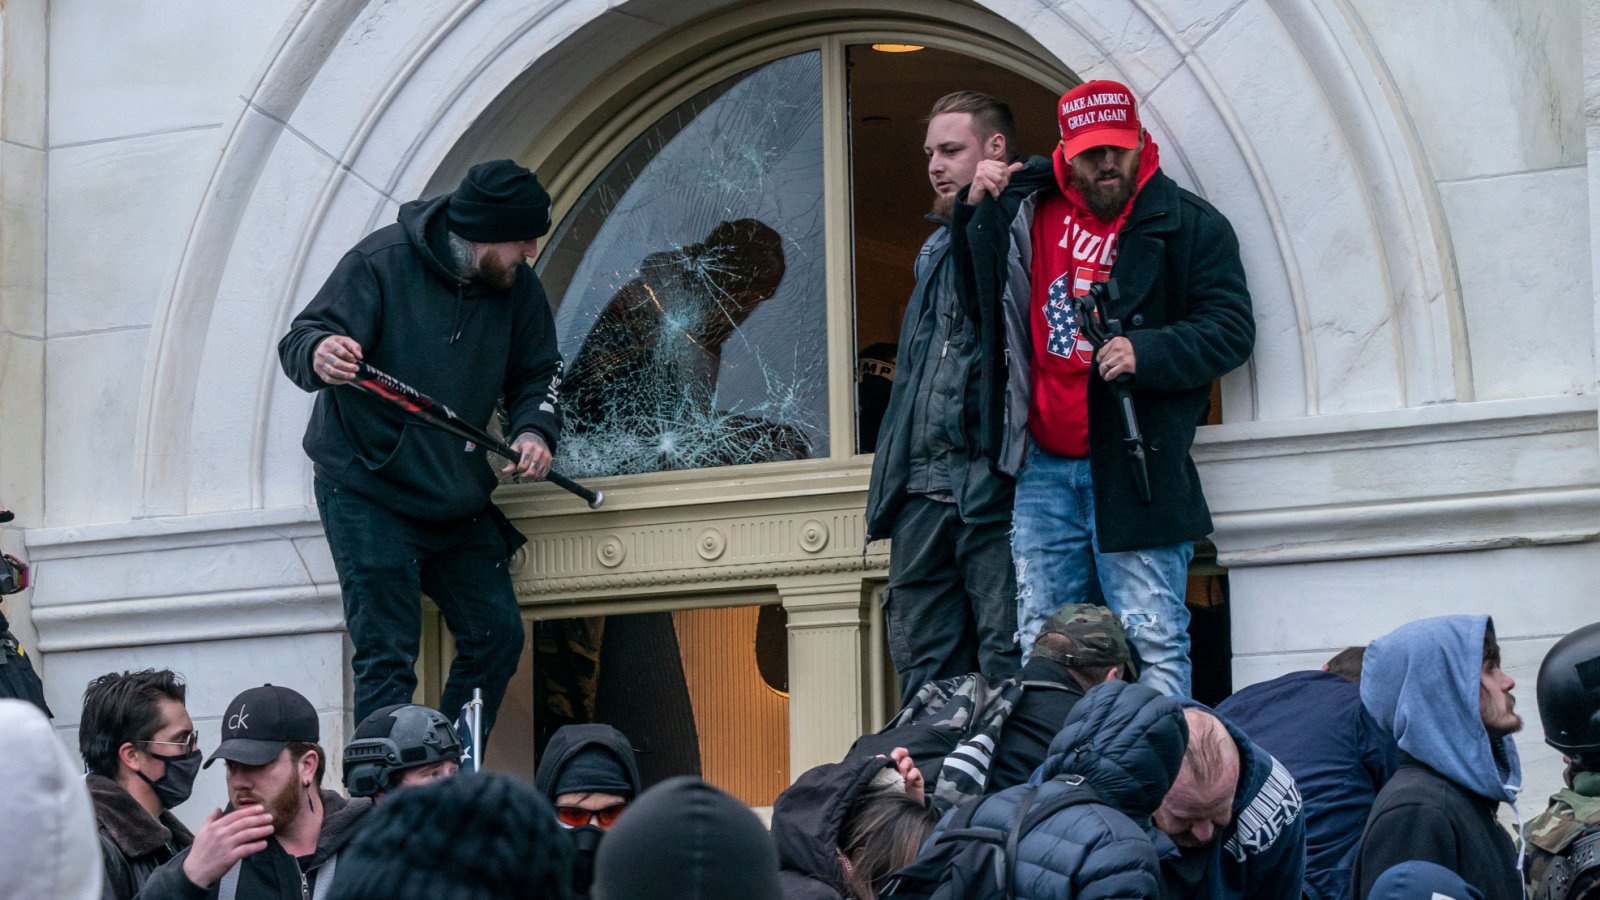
xmin=88 ymin=774 xmax=193 ymax=900
xmin=929 ymin=680 xmax=1187 ymax=900
xmin=278 ymin=195 xmax=563 ymax=521
xmin=954 ymin=161 xmax=1254 ymax=553
xmin=773 ymin=755 xmax=899 ymax=900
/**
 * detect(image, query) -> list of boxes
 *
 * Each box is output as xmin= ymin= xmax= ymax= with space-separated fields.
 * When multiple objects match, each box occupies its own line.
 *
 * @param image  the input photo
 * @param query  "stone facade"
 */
xmin=1 ymin=0 xmax=1594 ymax=822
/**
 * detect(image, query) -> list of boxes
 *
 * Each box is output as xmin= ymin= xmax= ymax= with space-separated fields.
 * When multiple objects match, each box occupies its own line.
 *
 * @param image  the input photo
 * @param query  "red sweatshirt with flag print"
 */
xmin=1028 ymin=136 xmax=1160 ymax=457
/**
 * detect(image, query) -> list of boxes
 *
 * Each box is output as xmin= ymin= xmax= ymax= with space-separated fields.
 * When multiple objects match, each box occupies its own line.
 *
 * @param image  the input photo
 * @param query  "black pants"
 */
xmin=884 ymin=496 xmax=1020 ymax=707
xmin=315 ymin=478 xmax=524 ymax=739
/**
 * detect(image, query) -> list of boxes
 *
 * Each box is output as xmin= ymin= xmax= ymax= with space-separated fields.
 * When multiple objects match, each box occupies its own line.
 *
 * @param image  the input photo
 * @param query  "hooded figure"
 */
xmin=535 ymin=725 xmax=643 ymax=900
xmin=918 ymin=680 xmax=1186 ymax=899
xmin=773 ymin=755 xmax=936 ymax=899
xmin=591 ymin=776 xmax=783 ymax=900
xmin=1353 ymin=615 xmax=1524 ymax=900
xmin=0 ymin=699 xmax=103 ymax=899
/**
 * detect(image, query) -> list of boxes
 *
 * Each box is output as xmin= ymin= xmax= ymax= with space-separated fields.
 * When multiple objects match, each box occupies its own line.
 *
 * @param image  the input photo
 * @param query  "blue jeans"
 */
xmin=1011 ymin=442 xmax=1195 ymax=697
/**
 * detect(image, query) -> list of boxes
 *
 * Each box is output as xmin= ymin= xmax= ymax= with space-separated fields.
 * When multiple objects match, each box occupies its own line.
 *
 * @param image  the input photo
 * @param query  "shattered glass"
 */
xmin=537 ymin=52 xmax=829 ymax=479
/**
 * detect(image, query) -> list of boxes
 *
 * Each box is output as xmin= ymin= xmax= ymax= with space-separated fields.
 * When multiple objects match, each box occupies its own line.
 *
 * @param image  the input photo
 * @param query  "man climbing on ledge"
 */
xmin=278 ymin=159 xmax=563 ymax=740
xmin=955 ymin=79 xmax=1255 ymax=697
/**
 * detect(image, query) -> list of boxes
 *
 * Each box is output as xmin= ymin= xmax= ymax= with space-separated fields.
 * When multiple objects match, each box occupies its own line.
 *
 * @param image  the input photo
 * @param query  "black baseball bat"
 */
xmin=344 ymin=362 xmax=603 ymax=509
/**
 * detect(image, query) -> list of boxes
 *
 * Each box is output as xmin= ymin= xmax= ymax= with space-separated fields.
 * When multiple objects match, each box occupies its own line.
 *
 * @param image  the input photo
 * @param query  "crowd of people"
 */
xmin=0 ymin=611 xmax=1596 ymax=899
xmin=1 ymin=71 xmax=1597 ymax=900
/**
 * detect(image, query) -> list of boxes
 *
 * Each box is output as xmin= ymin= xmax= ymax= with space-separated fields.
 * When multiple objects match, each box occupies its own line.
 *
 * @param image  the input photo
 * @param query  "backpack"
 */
xmin=880 ymin=775 xmax=1103 ymax=900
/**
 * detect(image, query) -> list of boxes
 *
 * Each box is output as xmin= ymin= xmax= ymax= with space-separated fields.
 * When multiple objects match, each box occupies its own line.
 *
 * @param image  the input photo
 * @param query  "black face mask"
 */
xmin=567 ymin=825 xmax=603 ymax=899
xmin=136 ymin=748 xmax=202 ymax=810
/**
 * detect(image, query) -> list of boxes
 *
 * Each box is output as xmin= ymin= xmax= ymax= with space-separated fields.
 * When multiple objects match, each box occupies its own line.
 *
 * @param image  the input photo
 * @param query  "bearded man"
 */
xmin=278 ymin=160 xmax=563 ymax=741
xmin=139 ymin=685 xmax=373 ymax=899
xmin=955 ymin=80 xmax=1255 ymax=697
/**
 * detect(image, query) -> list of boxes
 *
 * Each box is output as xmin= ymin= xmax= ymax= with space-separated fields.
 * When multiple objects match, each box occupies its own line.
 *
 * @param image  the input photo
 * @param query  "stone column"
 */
xmin=780 ymin=576 xmax=871 ymax=775
xmin=0 ymin=0 xmax=48 ymax=659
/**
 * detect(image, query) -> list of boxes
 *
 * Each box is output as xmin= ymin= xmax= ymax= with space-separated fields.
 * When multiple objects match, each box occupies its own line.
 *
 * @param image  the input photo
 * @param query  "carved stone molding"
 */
xmin=696 ymin=527 xmax=727 ymax=561
xmin=596 ymin=535 xmax=627 ymax=568
xmin=798 ymin=519 xmax=829 ymax=554
xmin=517 ymin=553 xmax=890 ymax=598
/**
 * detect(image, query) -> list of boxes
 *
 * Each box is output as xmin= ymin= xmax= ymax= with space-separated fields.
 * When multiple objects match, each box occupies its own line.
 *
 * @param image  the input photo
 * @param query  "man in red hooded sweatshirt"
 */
xmin=954 ymin=80 xmax=1254 ymax=698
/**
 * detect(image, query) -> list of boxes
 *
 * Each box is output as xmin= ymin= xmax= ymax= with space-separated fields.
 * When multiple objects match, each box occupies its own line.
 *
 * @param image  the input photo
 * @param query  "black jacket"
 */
xmin=954 ymin=160 xmax=1254 ymax=552
xmin=1353 ymin=756 xmax=1522 ymax=900
xmin=1161 ymin=703 xmax=1306 ymax=900
xmin=930 ymin=680 xmax=1186 ymax=900
xmin=89 ymin=775 xmax=194 ymax=900
xmin=773 ymin=755 xmax=897 ymax=900
xmin=137 ymin=791 xmax=372 ymax=900
xmin=278 ymin=196 xmax=563 ymax=521
xmin=984 ymin=656 xmax=1087 ymax=794
xmin=865 ymin=223 xmax=1012 ymax=543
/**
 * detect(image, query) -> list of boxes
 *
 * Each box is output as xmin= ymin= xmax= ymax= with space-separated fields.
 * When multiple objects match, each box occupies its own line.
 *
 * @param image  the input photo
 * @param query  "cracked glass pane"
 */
xmin=538 ymin=52 xmax=828 ymax=478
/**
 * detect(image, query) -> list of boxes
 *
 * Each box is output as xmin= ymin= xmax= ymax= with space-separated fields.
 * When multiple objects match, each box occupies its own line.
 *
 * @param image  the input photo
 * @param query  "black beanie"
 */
xmin=591 ymin=776 xmax=782 ymax=900
xmin=553 ymin=746 xmax=635 ymax=799
xmin=326 ymin=770 xmax=572 ymax=900
xmin=447 ymin=159 xmax=552 ymax=243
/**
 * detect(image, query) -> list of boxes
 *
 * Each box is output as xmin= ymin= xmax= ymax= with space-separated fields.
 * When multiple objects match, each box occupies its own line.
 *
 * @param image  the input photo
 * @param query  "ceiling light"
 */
xmin=870 ymin=43 xmax=925 ymax=53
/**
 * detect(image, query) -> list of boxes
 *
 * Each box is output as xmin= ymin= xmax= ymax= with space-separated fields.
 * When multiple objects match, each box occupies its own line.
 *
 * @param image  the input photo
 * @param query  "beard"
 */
xmin=930 ymin=191 xmax=956 ymax=221
xmin=262 ymin=778 xmax=304 ymax=832
xmin=1481 ymin=690 xmax=1523 ymax=739
xmin=1073 ymin=154 xmax=1141 ymax=222
xmin=475 ymin=253 xmax=522 ymax=291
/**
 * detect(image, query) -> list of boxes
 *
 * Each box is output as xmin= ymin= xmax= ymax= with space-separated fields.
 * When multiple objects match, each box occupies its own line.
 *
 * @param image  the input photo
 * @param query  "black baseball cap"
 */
xmin=205 ymin=684 xmax=320 ymax=769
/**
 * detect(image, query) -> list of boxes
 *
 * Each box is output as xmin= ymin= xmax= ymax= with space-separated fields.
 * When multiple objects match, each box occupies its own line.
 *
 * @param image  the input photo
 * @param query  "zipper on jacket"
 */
xmin=449 ymin=282 xmax=465 ymax=344
xmin=941 ymin=340 xmax=949 ymax=359
xmin=300 ymin=869 xmax=310 ymax=900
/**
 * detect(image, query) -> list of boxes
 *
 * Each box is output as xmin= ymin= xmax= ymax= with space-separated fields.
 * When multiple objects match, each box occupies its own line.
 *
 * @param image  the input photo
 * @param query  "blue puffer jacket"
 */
xmin=929 ymin=680 xmax=1188 ymax=900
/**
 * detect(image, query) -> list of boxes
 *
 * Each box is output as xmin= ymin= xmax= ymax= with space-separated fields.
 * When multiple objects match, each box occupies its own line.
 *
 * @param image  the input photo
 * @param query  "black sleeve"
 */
xmin=502 ymin=276 xmax=563 ymax=454
xmin=277 ymin=250 xmax=385 ymax=393
xmin=134 ymin=849 xmax=213 ymax=900
xmin=1124 ymin=208 xmax=1255 ymax=392
xmin=1356 ymin=803 xmax=1459 ymax=899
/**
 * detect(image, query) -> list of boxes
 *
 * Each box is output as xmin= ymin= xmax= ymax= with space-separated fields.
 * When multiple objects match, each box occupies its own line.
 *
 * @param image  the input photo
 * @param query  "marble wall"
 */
xmin=9 ymin=0 xmax=1597 ymax=818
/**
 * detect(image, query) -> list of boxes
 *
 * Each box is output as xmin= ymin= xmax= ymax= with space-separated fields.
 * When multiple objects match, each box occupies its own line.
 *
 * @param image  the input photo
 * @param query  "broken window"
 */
xmin=538 ymin=52 xmax=828 ymax=478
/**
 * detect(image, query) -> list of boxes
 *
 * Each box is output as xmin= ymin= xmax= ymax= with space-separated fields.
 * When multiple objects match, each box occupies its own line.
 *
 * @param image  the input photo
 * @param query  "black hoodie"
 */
xmin=278 ymin=196 xmax=563 ymax=521
xmin=772 ymin=756 xmax=898 ymax=900
xmin=534 ymin=725 xmax=643 ymax=900
xmin=138 ymin=790 xmax=372 ymax=900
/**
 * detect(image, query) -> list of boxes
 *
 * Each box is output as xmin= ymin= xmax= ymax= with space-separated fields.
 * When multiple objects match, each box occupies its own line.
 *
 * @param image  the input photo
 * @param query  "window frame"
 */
xmin=524 ymin=14 xmax=1072 ymax=490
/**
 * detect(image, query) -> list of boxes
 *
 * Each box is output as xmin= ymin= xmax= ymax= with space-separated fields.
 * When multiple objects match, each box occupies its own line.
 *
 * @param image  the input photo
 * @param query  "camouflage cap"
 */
xmin=1030 ymin=604 xmax=1135 ymax=676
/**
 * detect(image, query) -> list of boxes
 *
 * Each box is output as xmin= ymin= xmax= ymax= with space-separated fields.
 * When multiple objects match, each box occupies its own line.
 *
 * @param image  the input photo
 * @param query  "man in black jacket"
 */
xmin=957 ymin=79 xmax=1254 ymax=698
xmin=79 ymin=669 xmax=198 ymax=900
xmin=278 ymin=160 xmax=563 ymax=739
xmin=1155 ymin=706 xmax=1306 ymax=900
xmin=141 ymin=684 xmax=373 ymax=900
xmin=1354 ymin=616 xmax=1525 ymax=900
xmin=865 ymin=91 xmax=1023 ymax=704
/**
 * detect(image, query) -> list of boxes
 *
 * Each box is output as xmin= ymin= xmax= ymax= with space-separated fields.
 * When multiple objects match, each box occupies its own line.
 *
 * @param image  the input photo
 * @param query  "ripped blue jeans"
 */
xmin=1011 ymin=441 xmax=1195 ymax=697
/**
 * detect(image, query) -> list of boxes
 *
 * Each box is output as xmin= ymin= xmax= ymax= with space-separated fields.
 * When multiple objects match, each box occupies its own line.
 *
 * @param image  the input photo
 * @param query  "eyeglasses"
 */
xmin=139 ymin=732 xmax=199 ymax=754
xmin=555 ymin=803 xmax=626 ymax=830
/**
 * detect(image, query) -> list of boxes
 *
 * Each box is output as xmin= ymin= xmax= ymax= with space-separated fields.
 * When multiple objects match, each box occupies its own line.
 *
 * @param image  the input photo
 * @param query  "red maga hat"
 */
xmin=1057 ymin=80 xmax=1142 ymax=160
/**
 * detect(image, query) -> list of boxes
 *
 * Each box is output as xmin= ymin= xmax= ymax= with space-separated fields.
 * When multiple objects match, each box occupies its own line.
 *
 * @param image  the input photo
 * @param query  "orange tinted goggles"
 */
xmin=556 ymin=803 xmax=626 ymax=830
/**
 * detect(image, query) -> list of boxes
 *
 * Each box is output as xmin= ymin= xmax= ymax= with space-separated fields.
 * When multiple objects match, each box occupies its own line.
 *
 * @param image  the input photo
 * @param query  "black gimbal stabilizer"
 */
xmin=1070 ymin=279 xmax=1152 ymax=505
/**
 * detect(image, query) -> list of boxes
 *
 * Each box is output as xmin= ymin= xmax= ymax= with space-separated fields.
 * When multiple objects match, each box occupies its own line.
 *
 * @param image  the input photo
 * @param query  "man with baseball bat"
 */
xmin=278 ymin=159 xmax=564 ymax=741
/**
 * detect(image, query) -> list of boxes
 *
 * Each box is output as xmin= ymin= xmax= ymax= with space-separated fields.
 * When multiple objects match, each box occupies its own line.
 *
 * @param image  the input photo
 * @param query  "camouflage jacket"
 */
xmin=1526 ymin=770 xmax=1600 ymax=895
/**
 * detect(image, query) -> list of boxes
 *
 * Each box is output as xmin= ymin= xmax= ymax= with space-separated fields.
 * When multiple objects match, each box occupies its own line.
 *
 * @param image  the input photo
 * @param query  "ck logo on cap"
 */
xmin=228 ymin=704 xmax=250 ymax=731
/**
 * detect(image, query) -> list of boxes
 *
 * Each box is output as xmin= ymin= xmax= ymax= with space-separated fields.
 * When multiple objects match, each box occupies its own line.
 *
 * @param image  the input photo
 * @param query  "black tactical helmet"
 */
xmin=343 ymin=704 xmax=463 ymax=797
xmin=1537 ymin=621 xmax=1600 ymax=755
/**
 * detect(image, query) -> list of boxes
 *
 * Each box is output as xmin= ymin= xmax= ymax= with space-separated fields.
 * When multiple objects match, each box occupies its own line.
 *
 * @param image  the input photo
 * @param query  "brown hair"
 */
xmin=288 ymin=741 xmax=327 ymax=788
xmin=80 ymin=670 xmax=187 ymax=778
xmin=1324 ymin=646 xmax=1366 ymax=682
xmin=839 ymin=790 xmax=938 ymax=899
xmin=927 ymin=91 xmax=1018 ymax=159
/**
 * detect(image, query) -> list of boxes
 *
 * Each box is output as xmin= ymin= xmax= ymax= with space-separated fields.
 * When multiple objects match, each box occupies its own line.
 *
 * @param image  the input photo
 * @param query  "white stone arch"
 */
xmin=132 ymin=0 xmax=1465 ymax=519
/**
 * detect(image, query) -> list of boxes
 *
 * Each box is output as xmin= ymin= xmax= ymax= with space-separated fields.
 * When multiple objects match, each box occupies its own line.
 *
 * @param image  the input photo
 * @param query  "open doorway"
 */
xmin=848 ymin=44 xmax=1060 ymax=452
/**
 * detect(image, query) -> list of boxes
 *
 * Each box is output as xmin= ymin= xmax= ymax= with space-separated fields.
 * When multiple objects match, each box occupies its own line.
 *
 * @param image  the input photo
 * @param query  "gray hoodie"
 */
xmin=0 ymin=698 xmax=104 ymax=898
